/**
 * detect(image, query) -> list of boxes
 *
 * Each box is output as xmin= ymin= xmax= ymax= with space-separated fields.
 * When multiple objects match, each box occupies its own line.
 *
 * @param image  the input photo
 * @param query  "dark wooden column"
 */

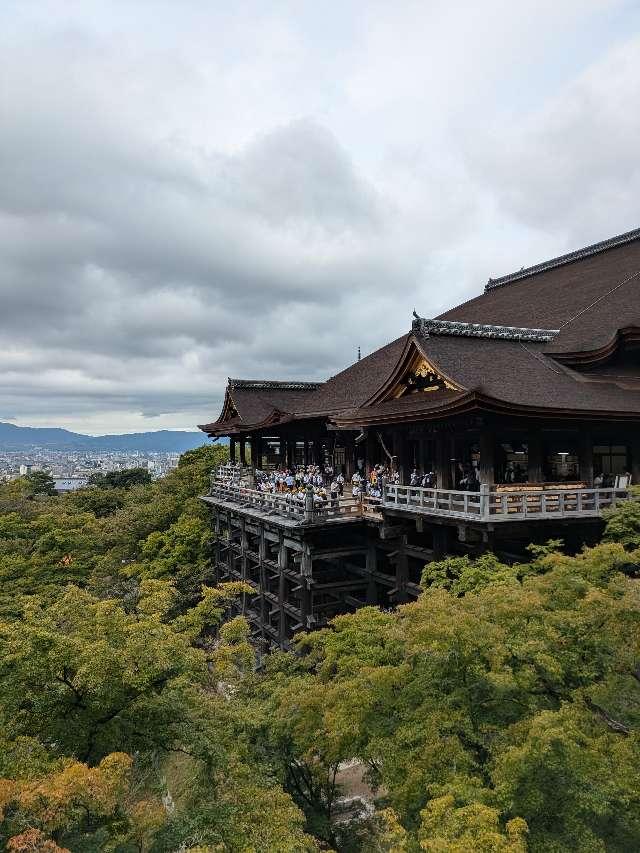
xmin=279 ymin=437 xmax=286 ymax=466
xmin=229 ymin=438 xmax=237 ymax=464
xmin=392 ymin=431 xmax=406 ymax=484
xmin=258 ymin=525 xmax=267 ymax=652
xmin=239 ymin=437 xmax=247 ymax=466
xmin=435 ymin=434 xmax=451 ymax=489
xmin=250 ymin=436 xmax=261 ymax=468
xmin=286 ymin=440 xmax=294 ymax=469
xmin=478 ymin=431 xmax=495 ymax=486
xmin=432 ymin=526 xmax=449 ymax=559
xmin=578 ymin=431 xmax=593 ymax=485
xmin=345 ymin=434 xmax=355 ymax=479
xmin=394 ymin=535 xmax=409 ymax=604
xmin=365 ymin=430 xmax=376 ymax=476
xmin=278 ymin=534 xmax=287 ymax=649
xmin=303 ymin=440 xmax=310 ymax=467
xmin=527 ymin=429 xmax=543 ymax=483
xmin=366 ymin=543 xmax=377 ymax=604
xmin=300 ymin=544 xmax=312 ymax=629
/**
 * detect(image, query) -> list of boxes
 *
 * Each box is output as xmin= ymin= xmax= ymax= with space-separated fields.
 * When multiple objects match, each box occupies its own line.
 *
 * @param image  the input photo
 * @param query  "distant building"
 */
xmin=54 ymin=478 xmax=89 ymax=493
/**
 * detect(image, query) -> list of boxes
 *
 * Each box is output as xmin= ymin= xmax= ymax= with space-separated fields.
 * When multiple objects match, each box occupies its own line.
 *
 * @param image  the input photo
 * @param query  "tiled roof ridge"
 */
xmin=228 ymin=378 xmax=323 ymax=391
xmin=486 ymin=226 xmax=640 ymax=291
xmin=412 ymin=315 xmax=559 ymax=343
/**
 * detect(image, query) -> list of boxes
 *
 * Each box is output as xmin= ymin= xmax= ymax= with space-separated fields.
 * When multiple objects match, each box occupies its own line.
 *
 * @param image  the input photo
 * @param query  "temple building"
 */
xmin=200 ymin=226 xmax=640 ymax=650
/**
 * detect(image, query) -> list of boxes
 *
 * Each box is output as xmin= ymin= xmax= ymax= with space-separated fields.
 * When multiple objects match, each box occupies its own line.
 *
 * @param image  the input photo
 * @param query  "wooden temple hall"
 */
xmin=200 ymin=226 xmax=640 ymax=650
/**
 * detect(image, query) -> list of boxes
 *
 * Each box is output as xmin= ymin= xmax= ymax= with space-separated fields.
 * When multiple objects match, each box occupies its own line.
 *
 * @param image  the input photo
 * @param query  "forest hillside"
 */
xmin=0 ymin=446 xmax=639 ymax=852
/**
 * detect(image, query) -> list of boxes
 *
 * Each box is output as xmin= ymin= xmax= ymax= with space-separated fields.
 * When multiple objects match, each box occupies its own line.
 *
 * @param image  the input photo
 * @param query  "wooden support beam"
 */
xmin=404 ymin=544 xmax=435 ymax=561
xmin=229 ymin=438 xmax=237 ymax=464
xmin=380 ymin=523 xmax=408 ymax=540
xmin=313 ymin=580 xmax=368 ymax=592
xmin=309 ymin=546 xmax=368 ymax=561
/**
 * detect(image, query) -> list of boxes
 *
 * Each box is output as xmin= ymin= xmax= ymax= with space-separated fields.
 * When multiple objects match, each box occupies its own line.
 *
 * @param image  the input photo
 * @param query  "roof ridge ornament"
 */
xmin=228 ymin=379 xmax=322 ymax=391
xmin=485 ymin=226 xmax=640 ymax=290
xmin=412 ymin=316 xmax=559 ymax=342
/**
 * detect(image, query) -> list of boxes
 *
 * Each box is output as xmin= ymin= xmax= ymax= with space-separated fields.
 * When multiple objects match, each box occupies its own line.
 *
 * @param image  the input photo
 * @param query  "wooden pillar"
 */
xmin=435 ymin=434 xmax=451 ymax=489
xmin=279 ymin=437 xmax=286 ymax=467
xmin=259 ymin=525 xmax=267 ymax=651
xmin=227 ymin=518 xmax=233 ymax=578
xmin=366 ymin=543 xmax=378 ymax=604
xmin=528 ymin=429 xmax=543 ymax=483
xmin=348 ymin=434 xmax=358 ymax=482
xmin=303 ymin=440 xmax=310 ymax=467
xmin=578 ymin=431 xmax=593 ymax=486
xmin=394 ymin=536 xmax=409 ymax=604
xmin=250 ymin=436 xmax=260 ymax=468
xmin=300 ymin=544 xmax=312 ymax=628
xmin=213 ymin=510 xmax=221 ymax=585
xmin=229 ymin=438 xmax=237 ymax=464
xmin=278 ymin=534 xmax=287 ymax=649
xmin=418 ymin=436 xmax=426 ymax=473
xmin=365 ymin=430 xmax=376 ymax=476
xmin=392 ymin=431 xmax=406 ymax=484
xmin=239 ymin=437 xmax=247 ymax=466
xmin=286 ymin=440 xmax=294 ymax=470
xmin=432 ymin=526 xmax=449 ymax=559
xmin=240 ymin=518 xmax=248 ymax=614
xmin=479 ymin=430 xmax=495 ymax=486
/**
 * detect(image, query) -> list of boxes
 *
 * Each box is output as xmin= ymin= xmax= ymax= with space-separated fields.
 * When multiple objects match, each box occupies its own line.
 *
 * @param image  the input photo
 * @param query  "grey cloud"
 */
xmin=1 ymin=4 xmax=638 ymax=432
xmin=465 ymin=36 xmax=640 ymax=247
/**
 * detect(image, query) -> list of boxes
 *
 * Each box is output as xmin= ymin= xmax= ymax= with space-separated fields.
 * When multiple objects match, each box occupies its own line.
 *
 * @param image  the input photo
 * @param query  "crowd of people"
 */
xmin=245 ymin=462 xmax=401 ymax=504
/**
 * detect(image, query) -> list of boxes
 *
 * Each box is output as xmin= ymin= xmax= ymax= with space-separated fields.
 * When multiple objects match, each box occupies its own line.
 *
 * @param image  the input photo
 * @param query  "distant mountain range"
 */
xmin=0 ymin=422 xmax=216 ymax=453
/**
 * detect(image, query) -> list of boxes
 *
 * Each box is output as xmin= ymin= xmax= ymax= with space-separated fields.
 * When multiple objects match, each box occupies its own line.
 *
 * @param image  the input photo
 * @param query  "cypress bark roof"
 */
xmin=200 ymin=226 xmax=640 ymax=436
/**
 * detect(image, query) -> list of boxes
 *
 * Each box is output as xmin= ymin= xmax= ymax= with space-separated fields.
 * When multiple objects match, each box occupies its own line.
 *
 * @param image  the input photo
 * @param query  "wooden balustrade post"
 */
xmin=304 ymin=485 xmax=315 ymax=522
xmin=479 ymin=483 xmax=490 ymax=519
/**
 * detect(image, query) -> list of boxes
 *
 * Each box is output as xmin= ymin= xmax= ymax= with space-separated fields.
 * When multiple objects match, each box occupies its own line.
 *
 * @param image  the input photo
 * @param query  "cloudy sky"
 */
xmin=1 ymin=0 xmax=639 ymax=434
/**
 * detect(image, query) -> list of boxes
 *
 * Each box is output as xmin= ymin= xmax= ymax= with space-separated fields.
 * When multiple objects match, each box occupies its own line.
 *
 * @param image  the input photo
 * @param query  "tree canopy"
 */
xmin=0 ymin=450 xmax=638 ymax=851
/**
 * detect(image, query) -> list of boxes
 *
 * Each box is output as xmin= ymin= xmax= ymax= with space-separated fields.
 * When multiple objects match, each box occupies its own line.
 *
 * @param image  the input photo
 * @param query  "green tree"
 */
xmin=0 ymin=581 xmax=316 ymax=852
xmin=23 ymin=471 xmax=56 ymax=497
xmin=245 ymin=519 xmax=640 ymax=851
xmin=88 ymin=467 xmax=152 ymax=489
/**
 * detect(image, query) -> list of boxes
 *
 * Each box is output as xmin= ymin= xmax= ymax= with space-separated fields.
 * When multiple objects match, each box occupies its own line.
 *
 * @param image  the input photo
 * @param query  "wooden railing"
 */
xmin=208 ymin=468 xmax=630 ymax=524
xmin=383 ymin=483 xmax=631 ymax=521
xmin=207 ymin=478 xmax=369 ymax=523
